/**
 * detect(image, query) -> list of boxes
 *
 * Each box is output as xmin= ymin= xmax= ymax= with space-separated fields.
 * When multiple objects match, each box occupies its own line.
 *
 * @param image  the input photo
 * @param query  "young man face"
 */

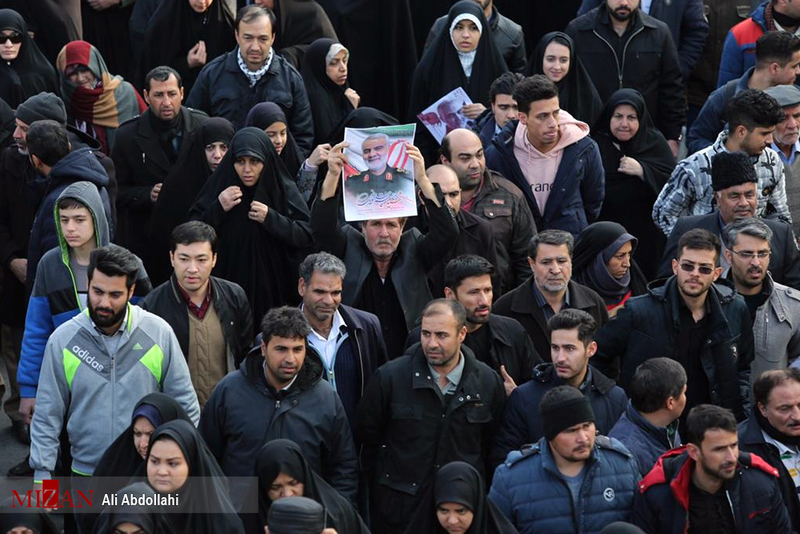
xmin=725 ymin=232 xmax=770 ymax=292
xmin=60 ymin=205 xmax=95 ymax=251
xmin=735 ymin=124 xmax=775 ymax=156
xmin=144 ymin=74 xmax=184 ymax=122
xmin=671 ymin=247 xmax=720 ymax=299
xmin=445 ymin=274 xmax=493 ymax=327
xmin=491 ymin=94 xmax=518 ymax=129
xmin=550 ymin=328 xmax=596 ymax=385
xmin=550 ymin=421 xmax=596 ymax=463
xmin=529 ymin=243 xmax=572 ymax=294
xmin=420 ymin=311 xmax=467 ymax=370
xmin=518 ymin=96 xmax=560 ymax=151
xmin=170 ymin=241 xmax=217 ymax=294
xmin=261 ymin=335 xmax=306 ymax=389
xmin=758 ymin=380 xmax=800 ymax=437
xmin=298 ymin=270 xmax=343 ymax=326
xmin=688 ymin=428 xmax=739 ymax=482
xmin=88 ymin=271 xmax=134 ymax=331
xmin=606 ymin=0 xmax=640 ymax=21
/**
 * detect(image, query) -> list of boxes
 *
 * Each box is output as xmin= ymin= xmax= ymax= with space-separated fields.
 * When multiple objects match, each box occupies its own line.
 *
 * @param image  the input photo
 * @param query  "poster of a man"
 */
xmin=342 ymin=124 xmax=418 ymax=221
xmin=417 ymin=87 xmax=474 ymax=144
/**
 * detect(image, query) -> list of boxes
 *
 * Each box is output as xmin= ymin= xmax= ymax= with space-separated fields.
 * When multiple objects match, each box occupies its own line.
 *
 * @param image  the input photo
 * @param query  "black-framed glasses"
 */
xmin=679 ymin=263 xmax=714 ymax=275
xmin=0 ymin=33 xmax=22 ymax=45
xmin=730 ymin=249 xmax=771 ymax=260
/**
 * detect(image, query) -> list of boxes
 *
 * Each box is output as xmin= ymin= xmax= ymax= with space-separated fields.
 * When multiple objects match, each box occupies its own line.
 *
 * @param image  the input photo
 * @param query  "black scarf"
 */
xmin=93 ymin=482 xmax=173 ymax=534
xmin=189 ymin=127 xmax=311 ymax=325
xmin=252 ymin=439 xmax=368 ymax=534
xmin=755 ymin=407 xmax=800 ymax=447
xmin=141 ymin=420 xmax=243 ymax=534
xmin=300 ymin=38 xmax=355 ymax=145
xmin=0 ymin=96 xmax=15 ymax=150
xmin=149 ymin=109 xmax=184 ymax=163
xmin=0 ymin=9 xmax=59 ymax=108
xmin=404 ymin=461 xmax=518 ymax=534
xmin=0 ymin=499 xmax=59 ymax=534
xmin=245 ymin=102 xmax=304 ymax=178
xmin=137 ymin=0 xmax=235 ymax=93
xmin=527 ymin=31 xmax=604 ymax=126
xmin=273 ymin=0 xmax=338 ymax=68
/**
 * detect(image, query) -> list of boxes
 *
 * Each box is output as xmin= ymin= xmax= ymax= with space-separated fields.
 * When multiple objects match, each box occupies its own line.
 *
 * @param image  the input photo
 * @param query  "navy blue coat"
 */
xmin=490 ymin=363 xmax=627 ymax=469
xmin=608 ymin=401 xmax=680 ymax=476
xmin=578 ymin=0 xmax=708 ymax=80
xmin=489 ymin=435 xmax=639 ymax=533
xmin=686 ymin=68 xmax=751 ymax=154
xmin=485 ymin=119 xmax=604 ymax=236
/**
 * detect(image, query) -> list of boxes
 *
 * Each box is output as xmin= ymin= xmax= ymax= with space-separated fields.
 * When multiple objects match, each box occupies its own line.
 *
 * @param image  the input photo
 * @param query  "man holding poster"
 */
xmin=311 ymin=141 xmax=459 ymax=359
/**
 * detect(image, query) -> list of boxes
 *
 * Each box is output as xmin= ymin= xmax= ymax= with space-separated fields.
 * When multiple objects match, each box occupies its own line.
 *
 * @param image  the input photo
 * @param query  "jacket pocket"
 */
xmin=465 ymin=403 xmax=493 ymax=424
xmin=482 ymin=206 xmax=512 ymax=220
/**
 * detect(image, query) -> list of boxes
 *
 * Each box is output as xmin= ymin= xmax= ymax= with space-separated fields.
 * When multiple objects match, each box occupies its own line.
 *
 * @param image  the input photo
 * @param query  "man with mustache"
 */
xmin=768 ymin=84 xmax=800 ymax=236
xmin=493 ymin=229 xmax=608 ymax=360
xmin=490 ymin=385 xmax=639 ymax=533
xmin=657 ymin=150 xmax=800 ymax=289
xmin=490 ymin=309 xmax=626 ymax=469
xmin=634 ymin=404 xmax=790 ymax=533
xmin=594 ymin=229 xmax=755 ymax=422
xmin=723 ymin=218 xmax=800 ymax=386
xmin=565 ymin=0 xmax=685 ymax=156
xmin=346 ymin=133 xmax=414 ymax=199
xmin=355 ymin=299 xmax=505 ymax=534
xmin=739 ymin=368 xmax=800 ymax=532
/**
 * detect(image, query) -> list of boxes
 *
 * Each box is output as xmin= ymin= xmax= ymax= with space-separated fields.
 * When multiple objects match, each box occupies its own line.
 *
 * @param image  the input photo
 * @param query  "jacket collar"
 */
xmin=409 ymin=343 xmax=483 ymax=394
xmin=532 ymin=362 xmax=617 ymax=395
xmin=623 ymin=401 xmax=677 ymax=447
xmin=647 ymin=276 xmax=736 ymax=339
xmin=242 ymin=337 xmax=324 ymax=394
xmin=135 ymin=107 xmax=193 ymax=172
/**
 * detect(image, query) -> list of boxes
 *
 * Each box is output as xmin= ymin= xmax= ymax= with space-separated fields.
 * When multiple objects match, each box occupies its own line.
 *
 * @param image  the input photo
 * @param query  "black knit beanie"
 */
xmin=711 ymin=151 xmax=757 ymax=191
xmin=15 ymin=92 xmax=67 ymax=126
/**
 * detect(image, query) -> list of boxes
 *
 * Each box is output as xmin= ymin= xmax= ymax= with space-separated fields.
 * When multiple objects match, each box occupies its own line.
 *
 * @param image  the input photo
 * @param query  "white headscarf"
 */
xmin=449 ymin=13 xmax=482 ymax=78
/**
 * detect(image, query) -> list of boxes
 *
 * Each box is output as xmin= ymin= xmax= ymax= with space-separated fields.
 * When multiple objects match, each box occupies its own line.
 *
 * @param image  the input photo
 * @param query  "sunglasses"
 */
xmin=0 ymin=33 xmax=22 ymax=45
xmin=679 ymin=263 xmax=714 ymax=275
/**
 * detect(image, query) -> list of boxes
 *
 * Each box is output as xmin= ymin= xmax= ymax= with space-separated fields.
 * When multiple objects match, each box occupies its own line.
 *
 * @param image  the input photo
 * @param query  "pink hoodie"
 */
xmin=513 ymin=109 xmax=590 ymax=214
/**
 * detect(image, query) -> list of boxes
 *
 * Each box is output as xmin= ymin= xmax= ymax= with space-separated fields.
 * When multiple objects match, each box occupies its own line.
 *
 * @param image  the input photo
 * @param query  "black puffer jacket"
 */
xmin=199 ymin=343 xmax=358 ymax=507
xmin=594 ymin=277 xmax=754 ymax=421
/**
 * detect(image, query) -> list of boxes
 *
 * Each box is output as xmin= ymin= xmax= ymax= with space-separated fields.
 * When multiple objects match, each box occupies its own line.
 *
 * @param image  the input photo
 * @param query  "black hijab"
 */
xmin=0 ymin=498 xmax=59 ymax=534
xmin=0 ymin=96 xmax=15 ymax=150
xmin=528 ymin=32 xmax=603 ymax=126
xmin=245 ymin=102 xmax=304 ymax=178
xmin=144 ymin=420 xmax=243 ymax=534
xmin=253 ymin=439 xmax=369 ymax=534
xmin=189 ymin=127 xmax=312 ymax=325
xmin=273 ymin=0 xmax=338 ymax=68
xmin=301 ymin=38 xmax=355 ymax=146
xmin=572 ymin=221 xmax=648 ymax=305
xmin=92 ymin=483 xmax=173 ymax=534
xmin=137 ymin=0 xmax=235 ymax=92
xmin=593 ymin=89 xmax=676 ymax=279
xmin=0 ymin=9 xmax=59 ymax=108
xmin=404 ymin=462 xmax=519 ymax=534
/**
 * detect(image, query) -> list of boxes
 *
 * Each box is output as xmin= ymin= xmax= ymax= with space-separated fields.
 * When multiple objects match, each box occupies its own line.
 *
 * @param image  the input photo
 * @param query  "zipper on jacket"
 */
xmin=763 ymin=313 xmax=769 ymax=354
xmin=592 ymin=26 xmax=645 ymax=89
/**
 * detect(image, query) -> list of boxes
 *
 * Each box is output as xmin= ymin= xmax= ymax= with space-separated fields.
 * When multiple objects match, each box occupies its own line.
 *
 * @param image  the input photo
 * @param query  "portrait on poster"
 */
xmin=417 ymin=87 xmax=474 ymax=144
xmin=342 ymin=124 xmax=418 ymax=222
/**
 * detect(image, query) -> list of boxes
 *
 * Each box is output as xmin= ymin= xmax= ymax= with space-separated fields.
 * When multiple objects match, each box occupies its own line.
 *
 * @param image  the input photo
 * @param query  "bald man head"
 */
xmin=441 ymin=129 xmax=486 ymax=193
xmin=427 ymin=164 xmax=462 ymax=213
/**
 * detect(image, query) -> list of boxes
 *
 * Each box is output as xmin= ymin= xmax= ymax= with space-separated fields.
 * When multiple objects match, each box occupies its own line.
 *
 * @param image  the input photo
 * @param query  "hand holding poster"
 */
xmin=342 ymin=124 xmax=418 ymax=222
xmin=417 ymin=87 xmax=474 ymax=144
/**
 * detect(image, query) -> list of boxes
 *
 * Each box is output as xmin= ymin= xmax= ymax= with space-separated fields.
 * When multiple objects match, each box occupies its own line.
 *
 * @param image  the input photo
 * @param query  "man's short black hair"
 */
xmin=629 ymin=358 xmax=687 ymax=414
xmin=547 ymin=309 xmax=597 ymax=346
xmin=490 ymin=72 xmax=525 ymax=103
xmin=144 ymin=66 xmax=183 ymax=92
xmin=261 ymin=306 xmax=311 ymax=344
xmin=528 ymin=230 xmax=574 ymax=260
xmin=753 ymin=368 xmax=800 ymax=407
xmin=421 ymin=298 xmax=467 ymax=331
xmin=57 ymin=197 xmax=88 ymax=212
xmin=676 ymin=228 xmax=720 ymax=265
xmin=444 ymin=255 xmax=495 ymax=291
xmin=88 ymin=245 xmax=140 ymax=289
xmin=170 ymin=221 xmax=218 ymax=254
xmin=26 ymin=120 xmax=69 ymax=167
xmin=685 ymin=404 xmax=737 ymax=445
xmin=513 ymin=75 xmax=558 ymax=115
xmin=724 ymin=88 xmax=786 ymax=131
xmin=236 ymin=4 xmax=276 ymax=33
xmin=755 ymin=31 xmax=800 ymax=68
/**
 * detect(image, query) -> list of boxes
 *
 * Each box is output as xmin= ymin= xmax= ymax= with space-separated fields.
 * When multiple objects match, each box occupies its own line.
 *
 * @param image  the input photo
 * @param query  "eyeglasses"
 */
xmin=679 ymin=263 xmax=714 ymax=275
xmin=0 ymin=33 xmax=22 ymax=45
xmin=730 ymin=249 xmax=771 ymax=260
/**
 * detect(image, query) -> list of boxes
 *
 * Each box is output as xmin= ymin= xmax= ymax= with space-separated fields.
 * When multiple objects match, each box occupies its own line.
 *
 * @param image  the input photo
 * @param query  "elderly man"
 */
xmin=346 ymin=133 xmax=414 ymax=199
xmin=767 ymin=84 xmax=800 ymax=236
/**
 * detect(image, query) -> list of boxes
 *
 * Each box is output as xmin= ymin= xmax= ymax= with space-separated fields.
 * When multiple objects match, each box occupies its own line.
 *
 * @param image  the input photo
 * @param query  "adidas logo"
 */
xmin=133 ymin=343 xmax=143 ymax=350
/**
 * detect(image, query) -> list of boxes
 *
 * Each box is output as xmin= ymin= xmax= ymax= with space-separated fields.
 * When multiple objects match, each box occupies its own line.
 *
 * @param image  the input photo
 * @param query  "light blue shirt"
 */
xmin=772 ymin=140 xmax=800 ymax=167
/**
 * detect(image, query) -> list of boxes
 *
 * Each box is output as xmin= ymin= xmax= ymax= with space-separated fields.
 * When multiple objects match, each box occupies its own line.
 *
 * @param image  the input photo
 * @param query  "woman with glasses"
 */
xmin=0 ymin=9 xmax=58 ymax=108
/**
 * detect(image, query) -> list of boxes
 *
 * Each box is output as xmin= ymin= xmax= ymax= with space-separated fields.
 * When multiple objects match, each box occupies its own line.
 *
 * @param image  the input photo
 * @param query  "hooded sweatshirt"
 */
xmin=513 ymin=109 xmax=590 ymax=214
xmin=17 ymin=182 xmax=152 ymax=399
xmin=26 ymin=146 xmax=115 ymax=290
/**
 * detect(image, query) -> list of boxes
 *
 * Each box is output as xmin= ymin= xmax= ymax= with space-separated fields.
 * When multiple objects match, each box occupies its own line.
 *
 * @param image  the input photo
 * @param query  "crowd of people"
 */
xmin=3 ymin=0 xmax=800 ymax=532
